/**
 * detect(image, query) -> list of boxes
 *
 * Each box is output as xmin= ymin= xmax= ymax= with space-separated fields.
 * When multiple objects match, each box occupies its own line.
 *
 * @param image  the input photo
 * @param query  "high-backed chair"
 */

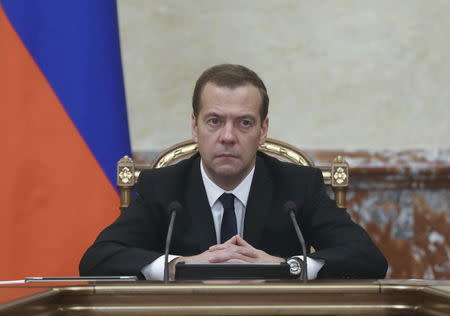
xmin=117 ymin=138 xmax=349 ymax=212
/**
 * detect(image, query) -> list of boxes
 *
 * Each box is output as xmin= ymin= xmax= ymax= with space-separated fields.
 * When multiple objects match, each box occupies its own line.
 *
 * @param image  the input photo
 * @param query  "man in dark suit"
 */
xmin=80 ymin=64 xmax=387 ymax=280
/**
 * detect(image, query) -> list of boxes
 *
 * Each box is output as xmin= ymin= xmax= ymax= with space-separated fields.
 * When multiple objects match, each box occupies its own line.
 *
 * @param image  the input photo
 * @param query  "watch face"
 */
xmin=287 ymin=258 xmax=302 ymax=276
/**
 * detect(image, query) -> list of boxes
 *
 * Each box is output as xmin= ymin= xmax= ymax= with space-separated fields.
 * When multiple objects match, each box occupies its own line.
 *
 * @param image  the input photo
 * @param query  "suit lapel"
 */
xmin=185 ymin=157 xmax=217 ymax=251
xmin=243 ymin=155 xmax=273 ymax=248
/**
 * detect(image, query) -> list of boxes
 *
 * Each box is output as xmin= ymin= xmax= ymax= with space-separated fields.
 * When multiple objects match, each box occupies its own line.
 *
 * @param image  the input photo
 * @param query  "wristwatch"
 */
xmin=286 ymin=256 xmax=304 ymax=278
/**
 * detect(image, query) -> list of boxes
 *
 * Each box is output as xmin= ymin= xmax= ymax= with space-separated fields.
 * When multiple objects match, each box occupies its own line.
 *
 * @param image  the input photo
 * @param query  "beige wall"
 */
xmin=117 ymin=0 xmax=450 ymax=151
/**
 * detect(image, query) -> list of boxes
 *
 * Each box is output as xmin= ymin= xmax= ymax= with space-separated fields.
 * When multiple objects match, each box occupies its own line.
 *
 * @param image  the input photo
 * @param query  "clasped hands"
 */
xmin=169 ymin=235 xmax=284 ymax=279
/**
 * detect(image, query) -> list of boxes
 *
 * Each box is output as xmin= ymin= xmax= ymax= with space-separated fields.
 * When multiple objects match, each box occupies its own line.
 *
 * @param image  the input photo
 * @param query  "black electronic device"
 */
xmin=175 ymin=262 xmax=292 ymax=280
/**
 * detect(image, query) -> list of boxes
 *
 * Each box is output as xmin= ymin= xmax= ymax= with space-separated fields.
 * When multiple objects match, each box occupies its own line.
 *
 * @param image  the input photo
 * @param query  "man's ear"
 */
xmin=191 ymin=113 xmax=198 ymax=142
xmin=259 ymin=117 xmax=269 ymax=145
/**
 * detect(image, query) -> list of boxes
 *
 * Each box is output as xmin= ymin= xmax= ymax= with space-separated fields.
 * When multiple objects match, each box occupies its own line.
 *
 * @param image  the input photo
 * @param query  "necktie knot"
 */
xmin=219 ymin=193 xmax=235 ymax=210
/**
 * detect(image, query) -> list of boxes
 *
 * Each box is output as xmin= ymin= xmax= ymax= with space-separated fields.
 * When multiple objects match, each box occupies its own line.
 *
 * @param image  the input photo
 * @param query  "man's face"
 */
xmin=192 ymin=82 xmax=268 ymax=190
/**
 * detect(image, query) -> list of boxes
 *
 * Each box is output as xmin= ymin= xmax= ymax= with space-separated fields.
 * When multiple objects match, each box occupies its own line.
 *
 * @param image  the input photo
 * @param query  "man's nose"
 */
xmin=220 ymin=122 xmax=237 ymax=143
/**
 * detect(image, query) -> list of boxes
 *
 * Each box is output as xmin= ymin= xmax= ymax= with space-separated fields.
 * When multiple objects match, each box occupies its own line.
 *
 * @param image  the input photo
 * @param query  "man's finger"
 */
xmin=208 ymin=235 xmax=240 ymax=251
xmin=210 ymin=244 xmax=255 ymax=257
xmin=234 ymin=246 xmax=259 ymax=258
xmin=234 ymin=235 xmax=254 ymax=249
xmin=208 ymin=246 xmax=258 ymax=263
xmin=223 ymin=235 xmax=239 ymax=245
xmin=209 ymin=244 xmax=230 ymax=251
xmin=209 ymin=252 xmax=254 ymax=263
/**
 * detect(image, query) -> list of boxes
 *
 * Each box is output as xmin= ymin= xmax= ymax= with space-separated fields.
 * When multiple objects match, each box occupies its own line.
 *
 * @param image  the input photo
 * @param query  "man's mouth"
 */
xmin=217 ymin=153 xmax=237 ymax=158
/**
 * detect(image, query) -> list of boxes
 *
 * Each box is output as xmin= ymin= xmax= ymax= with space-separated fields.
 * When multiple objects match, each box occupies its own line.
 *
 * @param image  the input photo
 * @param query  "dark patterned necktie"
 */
xmin=219 ymin=193 xmax=237 ymax=243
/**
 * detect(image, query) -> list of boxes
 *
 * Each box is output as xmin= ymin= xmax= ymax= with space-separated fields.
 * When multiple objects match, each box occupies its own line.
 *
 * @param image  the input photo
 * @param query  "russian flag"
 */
xmin=0 ymin=1 xmax=131 ymax=280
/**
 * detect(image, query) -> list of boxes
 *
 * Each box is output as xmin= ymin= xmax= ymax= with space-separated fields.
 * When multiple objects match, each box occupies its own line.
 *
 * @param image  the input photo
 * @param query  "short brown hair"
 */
xmin=192 ymin=64 xmax=269 ymax=121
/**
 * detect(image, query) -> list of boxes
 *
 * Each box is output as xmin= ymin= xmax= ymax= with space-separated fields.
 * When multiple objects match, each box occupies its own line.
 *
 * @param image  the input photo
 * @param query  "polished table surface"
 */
xmin=1 ymin=279 xmax=450 ymax=315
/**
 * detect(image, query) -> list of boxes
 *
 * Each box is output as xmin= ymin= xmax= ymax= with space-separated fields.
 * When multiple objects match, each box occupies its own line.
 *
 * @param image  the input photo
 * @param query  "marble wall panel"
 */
xmin=314 ymin=149 xmax=450 ymax=279
xmin=117 ymin=0 xmax=450 ymax=151
xmin=347 ymin=189 xmax=450 ymax=279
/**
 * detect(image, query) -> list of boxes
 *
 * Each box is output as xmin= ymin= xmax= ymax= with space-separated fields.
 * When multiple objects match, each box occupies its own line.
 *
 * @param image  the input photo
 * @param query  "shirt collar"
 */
xmin=200 ymin=160 xmax=255 ymax=207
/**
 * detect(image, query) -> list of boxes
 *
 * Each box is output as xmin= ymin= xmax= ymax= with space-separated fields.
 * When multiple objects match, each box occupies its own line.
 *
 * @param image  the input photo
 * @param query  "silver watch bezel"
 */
xmin=286 ymin=257 xmax=303 ymax=276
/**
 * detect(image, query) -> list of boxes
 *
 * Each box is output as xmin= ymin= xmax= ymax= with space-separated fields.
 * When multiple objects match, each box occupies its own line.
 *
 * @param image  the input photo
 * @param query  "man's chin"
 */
xmin=215 ymin=166 xmax=239 ymax=177
xmin=206 ymin=164 xmax=251 ymax=189
xmin=210 ymin=163 xmax=242 ymax=178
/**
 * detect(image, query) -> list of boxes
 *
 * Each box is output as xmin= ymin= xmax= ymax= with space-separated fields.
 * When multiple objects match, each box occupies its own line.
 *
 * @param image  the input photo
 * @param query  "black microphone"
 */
xmin=164 ymin=201 xmax=182 ymax=282
xmin=283 ymin=201 xmax=308 ymax=282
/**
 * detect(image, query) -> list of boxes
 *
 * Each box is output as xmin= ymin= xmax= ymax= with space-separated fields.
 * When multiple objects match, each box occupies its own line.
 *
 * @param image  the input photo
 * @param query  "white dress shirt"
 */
xmin=200 ymin=160 xmax=253 ymax=243
xmin=141 ymin=160 xmax=324 ymax=280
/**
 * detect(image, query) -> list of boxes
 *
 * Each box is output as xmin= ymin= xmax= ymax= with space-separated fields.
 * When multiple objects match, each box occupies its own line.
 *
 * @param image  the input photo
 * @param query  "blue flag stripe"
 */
xmin=1 ymin=0 xmax=131 ymax=187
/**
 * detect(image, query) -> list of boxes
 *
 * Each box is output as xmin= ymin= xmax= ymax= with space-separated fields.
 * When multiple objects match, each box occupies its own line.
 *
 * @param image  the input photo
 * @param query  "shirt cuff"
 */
xmin=141 ymin=255 xmax=180 ymax=280
xmin=293 ymin=256 xmax=325 ymax=280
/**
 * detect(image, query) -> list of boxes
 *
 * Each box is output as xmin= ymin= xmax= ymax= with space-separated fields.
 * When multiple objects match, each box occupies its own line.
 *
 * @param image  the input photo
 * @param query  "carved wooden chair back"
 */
xmin=117 ymin=138 xmax=349 ymax=212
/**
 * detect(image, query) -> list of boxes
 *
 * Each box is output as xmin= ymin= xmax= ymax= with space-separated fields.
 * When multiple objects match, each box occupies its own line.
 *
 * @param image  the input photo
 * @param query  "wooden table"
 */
xmin=1 ymin=279 xmax=450 ymax=315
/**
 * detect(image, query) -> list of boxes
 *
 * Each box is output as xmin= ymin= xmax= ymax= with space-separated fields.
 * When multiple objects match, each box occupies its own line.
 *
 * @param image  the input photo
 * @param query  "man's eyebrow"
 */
xmin=202 ymin=112 xmax=257 ymax=120
xmin=237 ymin=114 xmax=257 ymax=121
xmin=203 ymin=111 xmax=222 ymax=118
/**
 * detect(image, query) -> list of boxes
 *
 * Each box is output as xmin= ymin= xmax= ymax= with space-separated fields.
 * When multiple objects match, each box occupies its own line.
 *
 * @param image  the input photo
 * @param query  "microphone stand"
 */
xmin=288 ymin=211 xmax=308 ymax=283
xmin=164 ymin=202 xmax=181 ymax=282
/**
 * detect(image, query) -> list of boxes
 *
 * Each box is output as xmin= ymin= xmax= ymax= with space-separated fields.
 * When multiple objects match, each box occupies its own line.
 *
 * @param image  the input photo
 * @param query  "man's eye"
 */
xmin=208 ymin=118 xmax=219 ymax=125
xmin=241 ymin=119 xmax=252 ymax=127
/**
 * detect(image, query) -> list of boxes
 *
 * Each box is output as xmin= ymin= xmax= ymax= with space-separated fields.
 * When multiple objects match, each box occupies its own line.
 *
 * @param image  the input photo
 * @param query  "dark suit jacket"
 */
xmin=79 ymin=152 xmax=387 ymax=279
